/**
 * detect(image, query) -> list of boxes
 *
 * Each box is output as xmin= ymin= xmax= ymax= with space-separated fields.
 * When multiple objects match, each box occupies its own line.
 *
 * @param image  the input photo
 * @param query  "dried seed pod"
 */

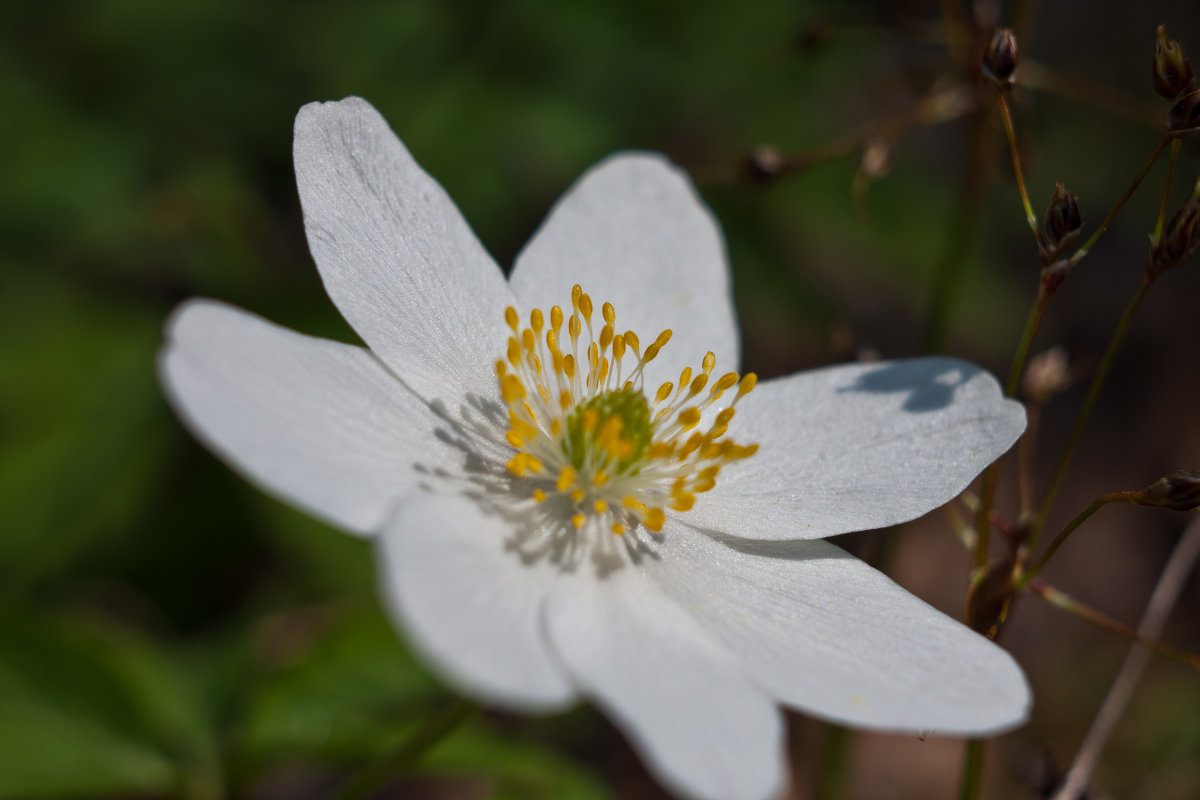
xmin=1154 ymin=25 xmax=1194 ymax=100
xmin=1166 ymin=86 xmax=1200 ymax=131
xmin=1130 ymin=470 xmax=1200 ymax=511
xmin=982 ymin=28 xmax=1018 ymax=88
xmin=1150 ymin=197 xmax=1200 ymax=275
xmin=1041 ymin=182 xmax=1082 ymax=257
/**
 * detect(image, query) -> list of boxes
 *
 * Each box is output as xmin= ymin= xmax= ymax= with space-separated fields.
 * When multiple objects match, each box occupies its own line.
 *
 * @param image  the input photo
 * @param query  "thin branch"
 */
xmin=1050 ymin=518 xmax=1200 ymax=800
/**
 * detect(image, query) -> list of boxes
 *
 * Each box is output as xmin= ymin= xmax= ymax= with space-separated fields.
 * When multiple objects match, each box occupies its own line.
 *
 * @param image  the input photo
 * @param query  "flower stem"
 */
xmin=996 ymin=93 xmax=1038 ymax=236
xmin=1029 ymin=274 xmax=1152 ymax=546
xmin=332 ymin=698 xmax=478 ymax=800
xmin=1025 ymin=578 xmax=1200 ymax=671
xmin=1019 ymin=493 xmax=1126 ymax=583
xmin=1069 ymin=137 xmax=1169 ymax=264
xmin=958 ymin=738 xmax=985 ymax=800
xmin=1152 ymin=139 xmax=1182 ymax=244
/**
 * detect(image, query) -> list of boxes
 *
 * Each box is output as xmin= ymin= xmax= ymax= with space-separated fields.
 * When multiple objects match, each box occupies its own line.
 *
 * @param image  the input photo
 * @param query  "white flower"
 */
xmin=160 ymin=97 xmax=1030 ymax=800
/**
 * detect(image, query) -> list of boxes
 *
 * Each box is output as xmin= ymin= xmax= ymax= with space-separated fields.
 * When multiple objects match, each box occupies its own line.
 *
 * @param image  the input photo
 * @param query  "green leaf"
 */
xmin=238 ymin=600 xmax=441 ymax=766
xmin=0 ymin=609 xmax=220 ymax=799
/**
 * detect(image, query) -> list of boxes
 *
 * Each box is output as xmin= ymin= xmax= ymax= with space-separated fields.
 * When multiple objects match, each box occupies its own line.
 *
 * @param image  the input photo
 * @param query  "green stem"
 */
xmin=1152 ymin=139 xmax=1182 ymax=244
xmin=1026 ymin=579 xmax=1200 ymax=671
xmin=1020 ymin=493 xmax=1127 ymax=583
xmin=1070 ymin=138 xmax=1169 ymax=264
xmin=997 ymin=93 xmax=1038 ymax=235
xmin=1030 ymin=275 xmax=1152 ymax=546
xmin=972 ymin=268 xmax=1054 ymax=567
xmin=333 ymin=699 xmax=478 ymax=800
xmin=1005 ymin=281 xmax=1052 ymax=396
xmin=959 ymin=738 xmax=985 ymax=800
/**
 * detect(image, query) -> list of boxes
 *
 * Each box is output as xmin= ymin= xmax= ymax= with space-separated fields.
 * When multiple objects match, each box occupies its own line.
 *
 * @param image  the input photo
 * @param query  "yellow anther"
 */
xmin=571 ymin=488 xmax=586 ymax=503
xmin=522 ymin=329 xmax=536 ymax=352
xmin=556 ymin=467 xmax=576 ymax=492
xmin=550 ymin=418 xmax=562 ymax=436
xmin=501 ymin=375 xmax=527 ymax=402
xmin=507 ymin=338 xmax=522 ymax=366
xmin=599 ymin=324 xmax=613 ymax=350
xmin=563 ymin=354 xmax=576 ymax=378
xmin=495 ymin=359 xmax=507 ymax=379
xmin=602 ymin=302 xmax=616 ymax=325
xmin=644 ymin=507 xmax=666 ymax=532
xmin=671 ymin=493 xmax=696 ymax=512
xmin=505 ymin=306 xmax=519 ymax=330
xmin=689 ymin=372 xmax=708 ymax=396
xmin=678 ymin=366 xmax=692 ymax=386
xmin=505 ymin=430 xmax=524 ymax=448
xmin=597 ymin=358 xmax=610 ymax=386
xmin=571 ymin=513 xmax=587 ymax=529
xmin=550 ymin=305 xmax=563 ymax=331
xmin=624 ymin=330 xmax=640 ymax=352
xmin=646 ymin=442 xmax=674 ymax=458
xmin=702 ymin=351 xmax=716 ymax=373
xmin=559 ymin=390 xmax=572 ymax=410
xmin=579 ymin=293 xmax=593 ymax=321
xmin=571 ymin=284 xmax=583 ymax=310
xmin=532 ymin=488 xmax=547 ymax=503
xmin=594 ymin=470 xmax=610 ymax=486
xmin=569 ymin=314 xmax=581 ymax=340
xmin=506 ymin=452 xmax=543 ymax=477
xmin=613 ymin=334 xmax=626 ymax=359
xmin=698 ymin=465 xmax=721 ymax=480
xmin=716 ymin=408 xmax=736 ymax=425
xmin=655 ymin=382 xmax=674 ymax=403
xmin=678 ymin=407 xmax=702 ymax=429
xmin=736 ymin=372 xmax=757 ymax=399
xmin=530 ymin=308 xmax=544 ymax=333
xmin=593 ymin=499 xmax=608 ymax=513
xmin=611 ymin=523 xmax=626 ymax=535
xmin=693 ymin=478 xmax=717 ymax=493
xmin=711 ymin=372 xmax=739 ymax=395
xmin=623 ymin=496 xmax=645 ymax=511
xmin=679 ymin=432 xmax=704 ymax=457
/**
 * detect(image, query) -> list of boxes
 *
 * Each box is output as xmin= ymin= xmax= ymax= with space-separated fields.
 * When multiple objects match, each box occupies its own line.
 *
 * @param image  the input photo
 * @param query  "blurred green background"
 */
xmin=3 ymin=0 xmax=1200 ymax=798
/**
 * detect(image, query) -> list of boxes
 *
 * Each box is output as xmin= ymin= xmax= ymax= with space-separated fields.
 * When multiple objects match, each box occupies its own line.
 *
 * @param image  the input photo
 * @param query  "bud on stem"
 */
xmin=1154 ymin=25 xmax=1195 ymax=100
xmin=982 ymin=28 xmax=1018 ymax=88
xmin=1149 ymin=198 xmax=1200 ymax=275
xmin=1041 ymin=182 xmax=1082 ymax=260
xmin=1129 ymin=470 xmax=1200 ymax=511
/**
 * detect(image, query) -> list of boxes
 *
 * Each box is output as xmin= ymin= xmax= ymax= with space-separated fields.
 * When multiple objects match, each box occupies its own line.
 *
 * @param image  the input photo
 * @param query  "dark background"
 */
xmin=2 ymin=0 xmax=1199 ymax=797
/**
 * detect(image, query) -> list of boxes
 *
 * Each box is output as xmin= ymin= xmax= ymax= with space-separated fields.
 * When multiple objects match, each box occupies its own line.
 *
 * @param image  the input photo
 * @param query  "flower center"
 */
xmin=496 ymin=284 xmax=757 ymax=539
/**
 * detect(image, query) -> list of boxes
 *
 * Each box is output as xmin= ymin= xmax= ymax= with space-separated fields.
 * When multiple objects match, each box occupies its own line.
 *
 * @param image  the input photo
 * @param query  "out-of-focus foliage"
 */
xmin=2 ymin=0 xmax=1199 ymax=798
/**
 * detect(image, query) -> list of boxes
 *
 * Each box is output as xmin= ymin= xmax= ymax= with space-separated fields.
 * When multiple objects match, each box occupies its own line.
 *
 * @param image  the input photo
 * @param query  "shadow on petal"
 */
xmin=835 ymin=359 xmax=970 ymax=412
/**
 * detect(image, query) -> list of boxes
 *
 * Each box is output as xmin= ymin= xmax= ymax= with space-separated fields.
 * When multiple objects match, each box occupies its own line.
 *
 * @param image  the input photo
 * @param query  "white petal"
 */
xmin=648 ymin=525 xmax=1031 ymax=734
xmin=159 ymin=299 xmax=451 ymax=536
xmin=690 ymin=357 xmax=1025 ymax=539
xmin=509 ymin=153 xmax=739 ymax=389
xmin=545 ymin=567 xmax=783 ymax=800
xmin=293 ymin=97 xmax=514 ymax=402
xmin=376 ymin=492 xmax=577 ymax=712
